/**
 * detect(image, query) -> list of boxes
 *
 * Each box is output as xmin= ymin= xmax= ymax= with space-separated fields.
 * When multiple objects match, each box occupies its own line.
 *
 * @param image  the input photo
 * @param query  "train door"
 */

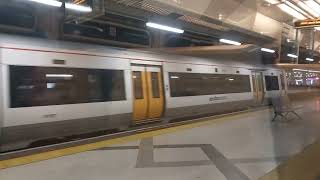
xmin=252 ymin=72 xmax=265 ymax=104
xmin=132 ymin=65 xmax=164 ymax=123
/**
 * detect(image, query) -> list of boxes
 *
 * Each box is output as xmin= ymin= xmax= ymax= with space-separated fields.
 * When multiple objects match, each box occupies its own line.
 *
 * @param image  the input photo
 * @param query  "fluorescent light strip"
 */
xmin=277 ymin=4 xmax=307 ymax=20
xmin=27 ymin=0 xmax=92 ymax=12
xmin=306 ymin=58 xmax=315 ymax=61
xmin=27 ymin=0 xmax=62 ymax=7
xmin=146 ymin=22 xmax=184 ymax=34
xmin=219 ymin=39 xmax=241 ymax=46
xmin=310 ymin=70 xmax=320 ymax=73
xmin=263 ymin=0 xmax=280 ymax=4
xmin=261 ymin=48 xmax=275 ymax=53
xmin=170 ymin=76 xmax=180 ymax=79
xmin=287 ymin=53 xmax=298 ymax=58
xmin=297 ymin=1 xmax=320 ymax=17
xmin=46 ymin=74 xmax=73 ymax=78
xmin=285 ymin=1 xmax=313 ymax=18
xmin=293 ymin=68 xmax=308 ymax=71
xmin=305 ymin=0 xmax=320 ymax=15
xmin=293 ymin=69 xmax=320 ymax=73
xmin=65 ymin=3 xmax=92 ymax=12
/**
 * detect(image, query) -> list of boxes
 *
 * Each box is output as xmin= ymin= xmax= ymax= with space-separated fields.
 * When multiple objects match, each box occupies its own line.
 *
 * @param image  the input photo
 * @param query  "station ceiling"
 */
xmin=84 ymin=0 xmax=289 ymax=42
xmin=90 ymin=0 xmax=296 ymax=42
xmin=106 ymin=0 xmax=294 ymax=24
xmin=1 ymin=0 xmax=297 ymax=47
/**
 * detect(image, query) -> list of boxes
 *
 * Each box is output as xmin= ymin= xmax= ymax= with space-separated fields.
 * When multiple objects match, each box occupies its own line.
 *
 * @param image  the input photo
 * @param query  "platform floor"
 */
xmin=1 ymin=97 xmax=320 ymax=180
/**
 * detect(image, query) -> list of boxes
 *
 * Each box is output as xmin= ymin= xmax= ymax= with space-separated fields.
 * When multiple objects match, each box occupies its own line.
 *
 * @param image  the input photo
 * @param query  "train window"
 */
xmin=151 ymin=72 xmax=160 ymax=98
xmin=133 ymin=71 xmax=143 ymax=99
xmin=10 ymin=66 xmax=126 ymax=108
xmin=265 ymin=76 xmax=280 ymax=91
xmin=0 ymin=5 xmax=35 ymax=29
xmin=169 ymin=72 xmax=251 ymax=97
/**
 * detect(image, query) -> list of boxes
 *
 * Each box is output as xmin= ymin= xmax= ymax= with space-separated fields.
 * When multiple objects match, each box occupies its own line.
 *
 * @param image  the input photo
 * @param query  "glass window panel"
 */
xmin=169 ymin=72 xmax=251 ymax=97
xmin=151 ymin=72 xmax=160 ymax=98
xmin=10 ymin=65 xmax=126 ymax=108
xmin=0 ymin=5 xmax=35 ymax=29
xmin=133 ymin=71 xmax=143 ymax=99
xmin=265 ymin=76 xmax=280 ymax=91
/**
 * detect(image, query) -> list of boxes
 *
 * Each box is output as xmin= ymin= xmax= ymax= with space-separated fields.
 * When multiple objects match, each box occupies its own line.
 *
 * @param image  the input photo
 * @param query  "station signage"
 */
xmin=295 ymin=19 xmax=320 ymax=28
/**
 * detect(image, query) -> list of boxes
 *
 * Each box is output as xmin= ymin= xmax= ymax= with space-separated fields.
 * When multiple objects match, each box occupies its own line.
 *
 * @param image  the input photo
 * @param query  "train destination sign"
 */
xmin=295 ymin=19 xmax=320 ymax=28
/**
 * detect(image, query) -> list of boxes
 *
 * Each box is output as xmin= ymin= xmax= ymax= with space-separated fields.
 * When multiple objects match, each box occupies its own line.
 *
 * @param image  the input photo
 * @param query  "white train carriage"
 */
xmin=0 ymin=34 xmax=286 ymax=151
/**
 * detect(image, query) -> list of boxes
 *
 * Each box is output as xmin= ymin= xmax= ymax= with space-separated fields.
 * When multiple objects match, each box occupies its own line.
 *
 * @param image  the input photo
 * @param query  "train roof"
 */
xmin=0 ymin=33 xmax=269 ymax=70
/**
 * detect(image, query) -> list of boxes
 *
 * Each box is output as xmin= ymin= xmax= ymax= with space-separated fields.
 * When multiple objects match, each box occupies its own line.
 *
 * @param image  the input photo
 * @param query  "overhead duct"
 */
xmin=110 ymin=0 xmax=275 ymax=43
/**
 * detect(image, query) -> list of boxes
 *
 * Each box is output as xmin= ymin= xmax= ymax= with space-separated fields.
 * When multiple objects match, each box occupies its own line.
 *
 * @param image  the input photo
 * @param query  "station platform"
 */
xmin=1 ymin=96 xmax=320 ymax=180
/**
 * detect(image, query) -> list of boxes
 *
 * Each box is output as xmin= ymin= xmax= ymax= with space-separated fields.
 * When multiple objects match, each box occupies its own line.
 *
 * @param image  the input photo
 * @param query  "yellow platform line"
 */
xmin=0 ymin=109 xmax=262 ymax=170
xmin=259 ymin=140 xmax=320 ymax=180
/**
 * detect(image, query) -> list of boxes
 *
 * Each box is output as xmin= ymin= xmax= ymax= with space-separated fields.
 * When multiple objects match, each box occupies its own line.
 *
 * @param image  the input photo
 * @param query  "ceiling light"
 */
xmin=170 ymin=76 xmax=180 ymax=79
xmin=287 ymin=53 xmax=298 ymax=58
xmin=261 ymin=48 xmax=275 ymax=53
xmin=262 ymin=0 xmax=280 ymax=4
xmin=27 ymin=0 xmax=62 ymax=7
xmin=305 ymin=0 xmax=320 ymax=14
xmin=293 ymin=69 xmax=309 ymax=71
xmin=65 ymin=3 xmax=92 ymax=12
xmin=46 ymin=74 xmax=74 ymax=78
xmin=277 ymin=4 xmax=307 ymax=20
xmin=146 ymin=22 xmax=184 ymax=33
xmin=219 ymin=39 xmax=241 ymax=46
xmin=306 ymin=58 xmax=315 ymax=61
xmin=285 ymin=1 xmax=313 ymax=18
xmin=297 ymin=1 xmax=320 ymax=17
xmin=310 ymin=70 xmax=320 ymax=73
xmin=293 ymin=69 xmax=320 ymax=73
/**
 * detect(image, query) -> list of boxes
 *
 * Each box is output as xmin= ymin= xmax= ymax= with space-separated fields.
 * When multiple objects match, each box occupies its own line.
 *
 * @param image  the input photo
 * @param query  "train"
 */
xmin=0 ymin=34 xmax=286 ymax=152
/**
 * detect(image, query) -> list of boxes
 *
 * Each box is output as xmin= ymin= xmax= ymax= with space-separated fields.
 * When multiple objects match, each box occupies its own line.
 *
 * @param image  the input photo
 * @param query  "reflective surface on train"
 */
xmin=0 ymin=34 xmax=286 ymax=152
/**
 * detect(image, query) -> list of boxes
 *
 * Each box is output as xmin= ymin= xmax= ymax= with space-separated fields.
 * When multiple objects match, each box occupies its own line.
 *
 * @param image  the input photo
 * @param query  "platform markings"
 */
xmin=136 ymin=137 xmax=154 ymax=168
xmin=0 ymin=108 xmax=269 ymax=169
xmin=97 ymin=138 xmax=291 ymax=180
xmin=135 ymin=138 xmax=250 ymax=180
xmin=135 ymin=139 xmax=213 ymax=168
xmin=201 ymin=144 xmax=250 ymax=180
xmin=99 ymin=145 xmax=288 ymax=164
